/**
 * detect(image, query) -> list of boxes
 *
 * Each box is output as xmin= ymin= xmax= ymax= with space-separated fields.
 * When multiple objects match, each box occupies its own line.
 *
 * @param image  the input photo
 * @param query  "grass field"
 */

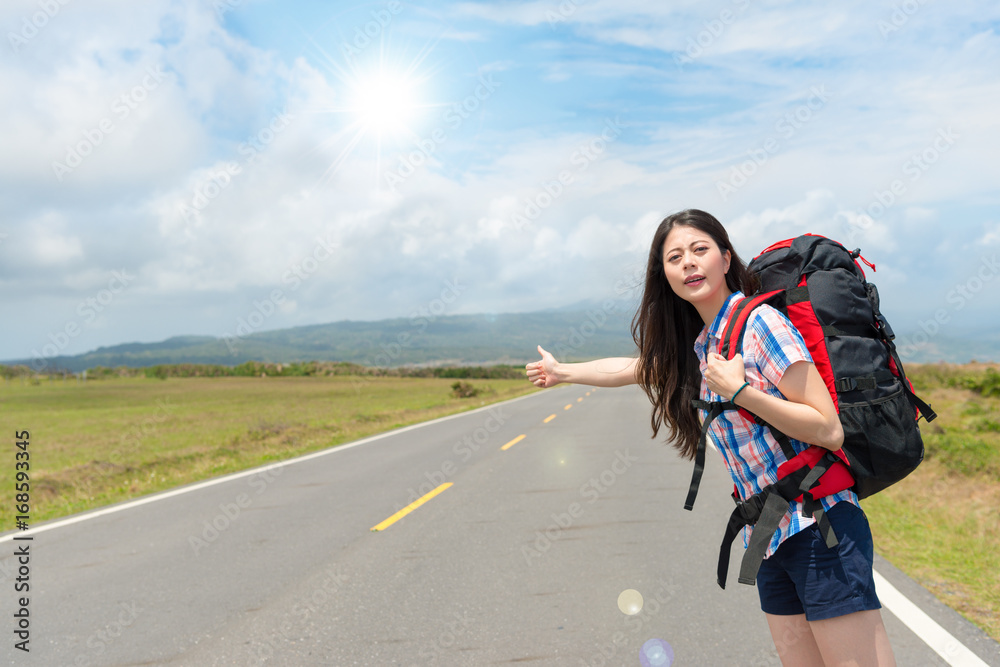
xmin=0 ymin=373 xmax=539 ymax=528
xmin=2 ymin=364 xmax=998 ymax=642
xmin=862 ymin=363 xmax=1000 ymax=641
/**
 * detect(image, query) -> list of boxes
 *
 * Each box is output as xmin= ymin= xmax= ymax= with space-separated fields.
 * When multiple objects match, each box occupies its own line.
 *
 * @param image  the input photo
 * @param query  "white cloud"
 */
xmin=564 ymin=215 xmax=628 ymax=259
xmin=0 ymin=211 xmax=83 ymax=274
xmin=979 ymin=223 xmax=1000 ymax=246
xmin=2 ymin=0 xmax=999 ymax=360
xmin=452 ymin=1 xmax=561 ymax=27
xmin=25 ymin=212 xmax=84 ymax=266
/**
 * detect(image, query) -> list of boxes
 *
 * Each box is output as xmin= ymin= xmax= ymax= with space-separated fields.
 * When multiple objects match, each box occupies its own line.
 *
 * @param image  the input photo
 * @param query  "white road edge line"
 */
xmin=873 ymin=567 xmax=989 ymax=666
xmin=0 ymin=388 xmax=550 ymax=544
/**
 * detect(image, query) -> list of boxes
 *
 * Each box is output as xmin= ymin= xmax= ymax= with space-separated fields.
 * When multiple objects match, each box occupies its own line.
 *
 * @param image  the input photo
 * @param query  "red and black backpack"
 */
xmin=684 ymin=234 xmax=937 ymax=589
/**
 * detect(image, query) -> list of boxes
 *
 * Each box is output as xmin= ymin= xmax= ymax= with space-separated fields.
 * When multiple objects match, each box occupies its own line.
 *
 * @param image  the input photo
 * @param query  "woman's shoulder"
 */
xmin=744 ymin=303 xmax=808 ymax=358
xmin=746 ymin=303 xmax=795 ymax=338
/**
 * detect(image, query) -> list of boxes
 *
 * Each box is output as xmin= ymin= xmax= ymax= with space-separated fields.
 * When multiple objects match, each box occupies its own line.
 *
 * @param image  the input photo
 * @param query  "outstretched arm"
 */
xmin=526 ymin=345 xmax=638 ymax=388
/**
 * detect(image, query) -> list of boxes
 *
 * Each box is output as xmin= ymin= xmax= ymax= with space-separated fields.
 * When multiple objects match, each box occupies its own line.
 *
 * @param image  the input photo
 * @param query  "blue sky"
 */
xmin=1 ymin=0 xmax=999 ymax=365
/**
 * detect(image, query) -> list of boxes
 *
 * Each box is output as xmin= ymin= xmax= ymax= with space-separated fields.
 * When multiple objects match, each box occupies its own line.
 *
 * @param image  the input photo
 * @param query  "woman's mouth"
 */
xmin=684 ymin=274 xmax=705 ymax=287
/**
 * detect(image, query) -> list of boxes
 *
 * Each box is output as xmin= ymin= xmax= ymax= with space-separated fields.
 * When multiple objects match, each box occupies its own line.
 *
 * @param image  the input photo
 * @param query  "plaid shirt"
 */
xmin=694 ymin=291 xmax=858 ymax=558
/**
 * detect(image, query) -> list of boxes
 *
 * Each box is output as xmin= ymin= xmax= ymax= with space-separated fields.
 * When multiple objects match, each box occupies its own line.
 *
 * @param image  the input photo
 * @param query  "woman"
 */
xmin=526 ymin=209 xmax=895 ymax=666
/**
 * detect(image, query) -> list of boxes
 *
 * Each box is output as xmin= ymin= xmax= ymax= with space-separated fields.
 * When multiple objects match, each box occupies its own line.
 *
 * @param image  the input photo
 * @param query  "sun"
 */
xmin=348 ymin=70 xmax=423 ymax=140
xmin=307 ymin=63 xmax=431 ymax=187
xmin=299 ymin=17 xmax=452 ymax=189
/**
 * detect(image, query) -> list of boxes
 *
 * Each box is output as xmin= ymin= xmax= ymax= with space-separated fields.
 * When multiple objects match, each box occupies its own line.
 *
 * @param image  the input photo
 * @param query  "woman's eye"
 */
xmin=695 ymin=246 xmax=708 ymax=252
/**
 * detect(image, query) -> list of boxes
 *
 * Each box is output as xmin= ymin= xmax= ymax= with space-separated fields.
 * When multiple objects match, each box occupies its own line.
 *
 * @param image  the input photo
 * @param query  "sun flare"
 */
xmin=349 ymin=71 xmax=422 ymax=138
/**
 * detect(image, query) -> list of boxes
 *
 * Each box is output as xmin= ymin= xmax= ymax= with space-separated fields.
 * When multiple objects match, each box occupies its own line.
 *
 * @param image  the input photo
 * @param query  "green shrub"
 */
xmin=974 ymin=418 xmax=1000 ymax=433
xmin=962 ymin=368 xmax=1000 ymax=397
xmin=924 ymin=432 xmax=1000 ymax=477
xmin=451 ymin=381 xmax=479 ymax=398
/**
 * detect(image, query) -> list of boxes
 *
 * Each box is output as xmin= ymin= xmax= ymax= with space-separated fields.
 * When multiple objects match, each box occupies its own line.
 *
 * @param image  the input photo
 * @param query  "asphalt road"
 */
xmin=2 ymin=384 xmax=998 ymax=666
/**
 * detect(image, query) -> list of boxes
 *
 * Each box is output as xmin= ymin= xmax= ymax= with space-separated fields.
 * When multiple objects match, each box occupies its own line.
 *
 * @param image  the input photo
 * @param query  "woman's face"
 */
xmin=661 ymin=224 xmax=732 ymax=311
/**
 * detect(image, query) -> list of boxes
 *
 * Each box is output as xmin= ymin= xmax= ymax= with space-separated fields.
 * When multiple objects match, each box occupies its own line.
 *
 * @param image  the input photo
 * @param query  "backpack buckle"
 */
xmin=835 ymin=377 xmax=858 ymax=392
xmin=733 ymin=493 xmax=766 ymax=525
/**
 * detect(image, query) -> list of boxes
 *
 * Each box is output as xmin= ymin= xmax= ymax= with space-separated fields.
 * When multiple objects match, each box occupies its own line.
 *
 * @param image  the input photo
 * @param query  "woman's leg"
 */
xmin=809 ymin=608 xmax=896 ymax=667
xmin=765 ymin=613 xmax=825 ymax=666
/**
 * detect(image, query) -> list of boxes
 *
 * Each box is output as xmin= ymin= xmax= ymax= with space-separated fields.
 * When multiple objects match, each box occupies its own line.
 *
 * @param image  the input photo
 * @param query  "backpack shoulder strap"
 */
xmin=719 ymin=290 xmax=785 ymax=359
xmin=685 ymin=399 xmax=733 ymax=510
xmin=685 ymin=291 xmax=785 ymax=511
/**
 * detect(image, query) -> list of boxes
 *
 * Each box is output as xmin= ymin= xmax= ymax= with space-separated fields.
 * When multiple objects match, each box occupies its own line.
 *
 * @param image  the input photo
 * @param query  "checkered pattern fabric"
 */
xmin=694 ymin=291 xmax=858 ymax=557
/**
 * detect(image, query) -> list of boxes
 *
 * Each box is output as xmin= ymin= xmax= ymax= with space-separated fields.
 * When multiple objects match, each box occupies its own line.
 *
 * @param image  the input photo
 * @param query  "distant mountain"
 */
xmin=5 ymin=301 xmax=995 ymax=373
xmin=892 ymin=331 xmax=1000 ymax=365
xmin=6 ymin=302 xmax=640 ymax=372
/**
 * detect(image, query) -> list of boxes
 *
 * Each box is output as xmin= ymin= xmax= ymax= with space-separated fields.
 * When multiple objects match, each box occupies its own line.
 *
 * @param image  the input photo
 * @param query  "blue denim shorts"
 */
xmin=756 ymin=501 xmax=882 ymax=621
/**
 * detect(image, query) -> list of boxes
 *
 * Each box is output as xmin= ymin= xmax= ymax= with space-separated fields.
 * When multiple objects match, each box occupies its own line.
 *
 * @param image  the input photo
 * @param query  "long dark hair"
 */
xmin=630 ymin=209 xmax=758 ymax=459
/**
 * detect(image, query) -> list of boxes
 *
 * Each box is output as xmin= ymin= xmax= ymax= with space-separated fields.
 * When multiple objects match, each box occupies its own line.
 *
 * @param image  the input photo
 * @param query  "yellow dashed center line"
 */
xmin=374 ymin=388 xmax=597 ymax=534
xmin=370 ymin=482 xmax=453 ymax=532
xmin=501 ymin=434 xmax=526 ymax=451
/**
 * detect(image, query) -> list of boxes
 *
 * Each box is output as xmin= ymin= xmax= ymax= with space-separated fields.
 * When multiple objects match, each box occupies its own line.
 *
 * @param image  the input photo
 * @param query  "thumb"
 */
xmin=537 ymin=345 xmax=557 ymax=364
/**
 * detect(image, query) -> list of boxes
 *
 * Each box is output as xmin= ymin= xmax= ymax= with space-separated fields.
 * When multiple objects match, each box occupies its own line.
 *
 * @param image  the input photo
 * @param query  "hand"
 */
xmin=704 ymin=352 xmax=746 ymax=400
xmin=526 ymin=345 xmax=561 ymax=388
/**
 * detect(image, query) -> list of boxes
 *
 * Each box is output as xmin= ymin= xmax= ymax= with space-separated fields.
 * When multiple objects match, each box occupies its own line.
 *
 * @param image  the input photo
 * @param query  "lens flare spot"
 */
xmin=617 ymin=589 xmax=643 ymax=616
xmin=639 ymin=638 xmax=674 ymax=667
